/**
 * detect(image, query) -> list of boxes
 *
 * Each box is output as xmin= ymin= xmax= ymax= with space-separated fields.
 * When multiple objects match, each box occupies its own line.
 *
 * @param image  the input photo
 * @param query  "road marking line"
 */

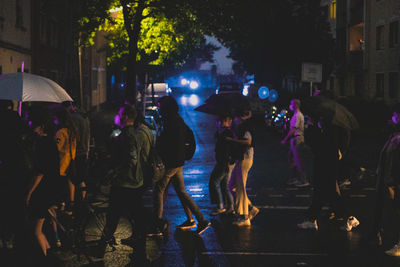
xmin=269 ymin=194 xmax=284 ymax=197
xmin=259 ymin=205 xmax=329 ymax=210
xmin=200 ymin=251 xmax=328 ymax=256
xmin=349 ymin=194 xmax=367 ymax=198
xmin=286 ymin=188 xmax=298 ymax=191
xmin=364 ymin=188 xmax=376 ymax=191
xmin=295 ymin=195 xmax=310 ymax=198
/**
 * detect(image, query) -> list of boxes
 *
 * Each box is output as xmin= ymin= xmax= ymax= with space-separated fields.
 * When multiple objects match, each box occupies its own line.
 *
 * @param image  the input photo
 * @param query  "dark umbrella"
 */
xmin=195 ymin=93 xmax=250 ymax=116
xmin=303 ymin=96 xmax=359 ymax=130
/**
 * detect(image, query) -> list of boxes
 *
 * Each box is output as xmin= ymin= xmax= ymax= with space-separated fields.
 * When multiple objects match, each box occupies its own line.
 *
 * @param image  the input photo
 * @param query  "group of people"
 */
xmin=281 ymin=98 xmax=400 ymax=257
xmin=0 ymin=100 xmax=90 ymax=260
xmin=3 ymin=92 xmax=400 ymax=265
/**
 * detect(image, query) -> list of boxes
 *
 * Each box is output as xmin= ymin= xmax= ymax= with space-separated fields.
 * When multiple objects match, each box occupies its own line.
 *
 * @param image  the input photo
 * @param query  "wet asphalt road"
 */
xmin=22 ymin=89 xmax=400 ymax=266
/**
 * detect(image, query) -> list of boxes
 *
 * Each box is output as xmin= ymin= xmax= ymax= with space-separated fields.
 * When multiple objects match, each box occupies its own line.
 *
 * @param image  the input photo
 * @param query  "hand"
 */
xmin=25 ymin=193 xmax=31 ymax=207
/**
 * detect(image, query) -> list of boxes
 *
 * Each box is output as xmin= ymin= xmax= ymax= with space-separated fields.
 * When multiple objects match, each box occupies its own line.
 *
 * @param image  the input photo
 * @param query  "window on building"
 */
xmin=389 ymin=72 xmax=399 ymax=98
xmin=349 ymin=23 xmax=364 ymax=51
xmin=390 ymin=21 xmax=399 ymax=48
xmin=15 ymin=0 xmax=24 ymax=28
xmin=0 ymin=17 xmax=4 ymax=31
xmin=376 ymin=73 xmax=384 ymax=97
xmin=376 ymin=25 xmax=385 ymax=50
xmin=330 ymin=0 xmax=336 ymax=19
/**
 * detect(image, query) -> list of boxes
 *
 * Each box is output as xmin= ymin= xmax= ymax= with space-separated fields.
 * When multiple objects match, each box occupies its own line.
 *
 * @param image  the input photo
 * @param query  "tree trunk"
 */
xmin=121 ymin=0 xmax=145 ymax=104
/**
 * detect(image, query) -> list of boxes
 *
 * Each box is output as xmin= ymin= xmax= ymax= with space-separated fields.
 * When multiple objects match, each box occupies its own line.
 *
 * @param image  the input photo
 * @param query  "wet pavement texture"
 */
xmin=5 ymin=90 xmax=400 ymax=267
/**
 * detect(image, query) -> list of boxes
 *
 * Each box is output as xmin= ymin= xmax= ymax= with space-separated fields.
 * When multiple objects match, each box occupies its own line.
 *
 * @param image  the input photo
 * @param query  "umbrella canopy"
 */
xmin=303 ymin=96 xmax=359 ymax=130
xmin=195 ymin=93 xmax=250 ymax=116
xmin=0 ymin=72 xmax=73 ymax=103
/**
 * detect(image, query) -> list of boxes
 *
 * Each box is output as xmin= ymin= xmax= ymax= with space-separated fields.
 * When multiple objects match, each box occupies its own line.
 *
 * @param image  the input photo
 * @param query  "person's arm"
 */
xmin=226 ymin=137 xmax=251 ymax=146
xmin=281 ymin=128 xmax=296 ymax=144
xmin=26 ymin=173 xmax=44 ymax=206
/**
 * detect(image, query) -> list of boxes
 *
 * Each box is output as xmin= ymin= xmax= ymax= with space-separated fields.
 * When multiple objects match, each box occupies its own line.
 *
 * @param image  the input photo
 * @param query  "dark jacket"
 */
xmin=112 ymin=125 xmax=152 ymax=189
xmin=215 ymin=127 xmax=235 ymax=165
xmin=157 ymin=114 xmax=186 ymax=168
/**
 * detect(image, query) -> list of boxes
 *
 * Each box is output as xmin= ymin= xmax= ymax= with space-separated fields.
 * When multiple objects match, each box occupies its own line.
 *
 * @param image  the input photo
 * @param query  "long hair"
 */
xmin=54 ymin=107 xmax=78 ymax=142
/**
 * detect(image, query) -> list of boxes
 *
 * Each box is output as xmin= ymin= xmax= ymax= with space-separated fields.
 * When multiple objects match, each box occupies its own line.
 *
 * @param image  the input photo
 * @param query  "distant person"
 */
xmin=63 ymin=101 xmax=90 ymax=200
xmin=53 ymin=107 xmax=78 ymax=214
xmin=152 ymin=96 xmax=210 ymax=235
xmin=282 ymin=99 xmax=308 ymax=187
xmin=209 ymin=113 xmax=235 ymax=215
xmin=227 ymin=108 xmax=259 ymax=226
xmin=297 ymin=116 xmax=360 ymax=231
xmin=368 ymin=104 xmax=400 ymax=256
xmin=98 ymin=104 xmax=152 ymax=264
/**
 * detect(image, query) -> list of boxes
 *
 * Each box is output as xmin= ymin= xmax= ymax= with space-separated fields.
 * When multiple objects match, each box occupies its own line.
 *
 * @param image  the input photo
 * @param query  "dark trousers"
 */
xmin=371 ymin=179 xmax=400 ymax=238
xmin=209 ymin=162 xmax=234 ymax=209
xmin=153 ymin=166 xmax=206 ymax=223
xmin=307 ymin=162 xmax=347 ymax=220
xmin=103 ymin=186 xmax=146 ymax=259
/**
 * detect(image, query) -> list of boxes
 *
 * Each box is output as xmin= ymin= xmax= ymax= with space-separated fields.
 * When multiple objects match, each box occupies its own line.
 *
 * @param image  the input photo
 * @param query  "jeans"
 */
xmin=153 ymin=166 xmax=206 ymax=223
xmin=209 ymin=163 xmax=234 ymax=209
xmin=103 ymin=186 xmax=146 ymax=260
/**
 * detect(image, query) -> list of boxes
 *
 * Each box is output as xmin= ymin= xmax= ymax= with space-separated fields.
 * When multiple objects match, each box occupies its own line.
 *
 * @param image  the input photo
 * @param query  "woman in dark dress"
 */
xmin=25 ymin=113 xmax=61 ymax=255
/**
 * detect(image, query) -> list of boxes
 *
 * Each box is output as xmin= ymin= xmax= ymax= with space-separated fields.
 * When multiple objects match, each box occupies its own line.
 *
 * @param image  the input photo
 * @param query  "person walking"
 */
xmin=209 ymin=113 xmax=235 ymax=215
xmin=98 ymin=104 xmax=152 ymax=264
xmin=368 ymin=105 xmax=400 ymax=256
xmin=281 ymin=99 xmax=309 ymax=187
xmin=227 ymin=108 xmax=259 ymax=226
xmin=297 ymin=116 xmax=360 ymax=231
xmin=152 ymin=96 xmax=210 ymax=235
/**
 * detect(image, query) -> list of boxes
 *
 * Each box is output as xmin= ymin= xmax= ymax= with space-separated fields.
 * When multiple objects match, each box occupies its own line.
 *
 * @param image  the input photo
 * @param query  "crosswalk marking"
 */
xmin=200 ymin=251 xmax=328 ymax=256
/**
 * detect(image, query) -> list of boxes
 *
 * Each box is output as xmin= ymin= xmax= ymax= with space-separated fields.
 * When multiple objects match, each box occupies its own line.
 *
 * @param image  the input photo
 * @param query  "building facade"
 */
xmin=334 ymin=0 xmax=400 ymax=102
xmin=0 ymin=0 xmax=31 ymax=74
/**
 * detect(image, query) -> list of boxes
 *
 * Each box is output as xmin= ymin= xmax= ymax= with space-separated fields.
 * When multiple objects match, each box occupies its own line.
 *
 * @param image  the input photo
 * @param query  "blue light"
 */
xmin=269 ymin=89 xmax=278 ymax=103
xmin=258 ymin=86 xmax=270 ymax=100
xmin=181 ymin=78 xmax=188 ymax=86
xmin=189 ymin=81 xmax=199 ymax=89
xmin=242 ymin=85 xmax=249 ymax=96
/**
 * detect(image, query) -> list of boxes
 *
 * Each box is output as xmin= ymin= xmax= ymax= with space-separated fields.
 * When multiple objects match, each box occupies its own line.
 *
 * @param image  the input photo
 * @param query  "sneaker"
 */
xmin=147 ymin=228 xmax=163 ymax=237
xmin=297 ymin=220 xmax=318 ymax=230
xmin=295 ymin=181 xmax=310 ymax=188
xmin=197 ymin=221 xmax=211 ymax=234
xmin=233 ymin=218 xmax=251 ymax=227
xmin=341 ymin=216 xmax=360 ymax=232
xmin=386 ymin=243 xmax=400 ymax=256
xmin=286 ymin=178 xmax=299 ymax=186
xmin=176 ymin=219 xmax=196 ymax=230
xmin=249 ymin=206 xmax=259 ymax=220
xmin=211 ymin=208 xmax=226 ymax=216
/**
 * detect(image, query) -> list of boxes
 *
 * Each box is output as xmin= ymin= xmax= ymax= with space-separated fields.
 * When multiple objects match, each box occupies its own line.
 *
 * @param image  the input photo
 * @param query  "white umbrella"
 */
xmin=0 ymin=72 xmax=73 ymax=103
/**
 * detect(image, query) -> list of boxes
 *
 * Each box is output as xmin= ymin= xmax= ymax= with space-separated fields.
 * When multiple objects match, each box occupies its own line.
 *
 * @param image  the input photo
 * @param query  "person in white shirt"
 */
xmin=281 ymin=99 xmax=309 ymax=187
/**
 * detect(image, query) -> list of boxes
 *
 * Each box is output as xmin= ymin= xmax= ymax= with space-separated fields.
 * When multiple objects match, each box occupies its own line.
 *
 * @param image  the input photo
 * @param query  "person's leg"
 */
xmin=291 ymin=141 xmax=307 ymax=184
xmin=67 ymin=179 xmax=75 ymax=203
xmin=235 ymin=158 xmax=253 ymax=217
xmin=171 ymin=167 xmax=207 ymax=224
xmin=34 ymin=218 xmax=50 ymax=256
xmin=102 ymin=187 xmax=125 ymax=241
xmin=129 ymin=187 xmax=147 ymax=263
xmin=209 ymin=163 xmax=226 ymax=209
xmin=153 ymin=168 xmax=178 ymax=220
xmin=221 ymin=164 xmax=235 ymax=211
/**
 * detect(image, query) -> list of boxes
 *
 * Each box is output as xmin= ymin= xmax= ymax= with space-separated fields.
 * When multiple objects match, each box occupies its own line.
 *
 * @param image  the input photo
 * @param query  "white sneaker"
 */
xmin=386 ymin=243 xmax=400 ymax=256
xmin=341 ymin=216 xmax=360 ymax=231
xmin=297 ymin=220 xmax=318 ymax=230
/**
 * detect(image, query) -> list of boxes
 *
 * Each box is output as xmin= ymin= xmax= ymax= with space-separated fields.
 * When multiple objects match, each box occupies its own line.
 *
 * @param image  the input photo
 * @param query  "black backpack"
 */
xmin=184 ymin=123 xmax=196 ymax=161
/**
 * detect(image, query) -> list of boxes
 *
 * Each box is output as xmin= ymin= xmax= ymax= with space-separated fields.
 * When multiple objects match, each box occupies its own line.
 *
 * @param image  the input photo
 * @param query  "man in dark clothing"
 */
xmin=297 ymin=118 xmax=360 ymax=231
xmin=152 ymin=96 xmax=210 ymax=235
xmin=209 ymin=113 xmax=235 ymax=215
xmin=98 ymin=105 xmax=152 ymax=265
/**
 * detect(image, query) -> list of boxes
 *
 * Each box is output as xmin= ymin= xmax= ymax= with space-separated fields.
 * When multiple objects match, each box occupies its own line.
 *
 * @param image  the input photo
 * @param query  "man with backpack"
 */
xmin=97 ymin=104 xmax=152 ymax=265
xmin=151 ymin=96 xmax=210 ymax=235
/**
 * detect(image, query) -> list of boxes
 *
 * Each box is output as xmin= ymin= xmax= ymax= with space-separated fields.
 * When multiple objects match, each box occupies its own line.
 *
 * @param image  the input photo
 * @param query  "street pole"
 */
xmin=310 ymin=81 xmax=313 ymax=96
xmin=18 ymin=61 xmax=24 ymax=116
xmin=78 ymin=33 xmax=84 ymax=110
